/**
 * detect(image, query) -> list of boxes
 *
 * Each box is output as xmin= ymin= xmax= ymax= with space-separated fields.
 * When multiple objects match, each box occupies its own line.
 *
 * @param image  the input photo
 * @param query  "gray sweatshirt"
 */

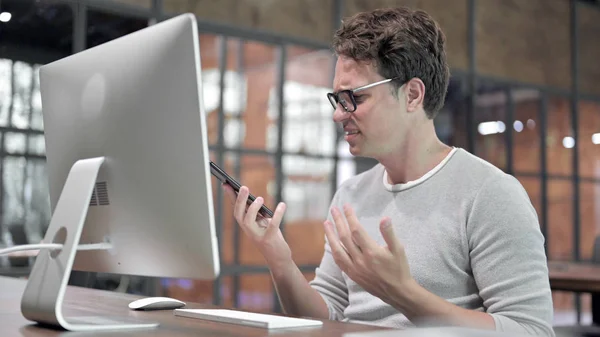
xmin=309 ymin=148 xmax=555 ymax=336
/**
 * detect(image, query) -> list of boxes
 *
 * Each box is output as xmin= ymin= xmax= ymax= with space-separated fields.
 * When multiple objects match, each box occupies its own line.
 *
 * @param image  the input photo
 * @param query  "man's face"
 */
xmin=331 ymin=56 xmax=408 ymax=158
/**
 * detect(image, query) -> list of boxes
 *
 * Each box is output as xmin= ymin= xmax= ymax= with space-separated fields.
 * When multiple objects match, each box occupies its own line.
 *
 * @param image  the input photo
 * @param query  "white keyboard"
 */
xmin=174 ymin=308 xmax=323 ymax=329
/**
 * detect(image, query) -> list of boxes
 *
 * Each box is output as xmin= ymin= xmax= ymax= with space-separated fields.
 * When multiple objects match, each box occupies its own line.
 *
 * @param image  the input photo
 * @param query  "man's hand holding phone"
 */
xmin=222 ymin=184 xmax=292 ymax=267
xmin=211 ymin=161 xmax=291 ymax=266
xmin=210 ymin=161 xmax=274 ymax=218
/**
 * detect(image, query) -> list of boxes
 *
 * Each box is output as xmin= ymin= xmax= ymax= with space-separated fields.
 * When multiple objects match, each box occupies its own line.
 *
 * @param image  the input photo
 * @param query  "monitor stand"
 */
xmin=20 ymin=157 xmax=159 ymax=331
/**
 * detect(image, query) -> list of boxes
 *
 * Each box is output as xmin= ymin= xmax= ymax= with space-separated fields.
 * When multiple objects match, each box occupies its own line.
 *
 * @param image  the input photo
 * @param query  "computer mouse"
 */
xmin=128 ymin=297 xmax=186 ymax=310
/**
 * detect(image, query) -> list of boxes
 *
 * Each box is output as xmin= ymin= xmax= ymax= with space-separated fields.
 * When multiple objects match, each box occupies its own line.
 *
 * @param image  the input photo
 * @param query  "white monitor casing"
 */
xmin=20 ymin=13 xmax=219 ymax=332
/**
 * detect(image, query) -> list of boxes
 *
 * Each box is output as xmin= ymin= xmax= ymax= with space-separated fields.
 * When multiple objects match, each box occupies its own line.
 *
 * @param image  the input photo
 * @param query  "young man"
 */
xmin=223 ymin=6 xmax=554 ymax=336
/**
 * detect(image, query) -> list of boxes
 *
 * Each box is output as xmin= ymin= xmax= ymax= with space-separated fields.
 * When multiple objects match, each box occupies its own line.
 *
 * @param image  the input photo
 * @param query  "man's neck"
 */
xmin=377 ymin=126 xmax=452 ymax=185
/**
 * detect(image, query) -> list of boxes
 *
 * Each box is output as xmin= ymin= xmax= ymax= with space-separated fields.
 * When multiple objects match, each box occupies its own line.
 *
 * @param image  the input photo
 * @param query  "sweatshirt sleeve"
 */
xmin=467 ymin=174 xmax=555 ymax=337
xmin=309 ymin=235 xmax=349 ymax=321
xmin=308 ymin=190 xmax=349 ymax=321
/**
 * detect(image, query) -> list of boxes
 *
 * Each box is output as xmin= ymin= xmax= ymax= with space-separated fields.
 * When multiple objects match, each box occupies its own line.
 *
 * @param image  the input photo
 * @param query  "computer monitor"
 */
xmin=20 ymin=13 xmax=219 ymax=331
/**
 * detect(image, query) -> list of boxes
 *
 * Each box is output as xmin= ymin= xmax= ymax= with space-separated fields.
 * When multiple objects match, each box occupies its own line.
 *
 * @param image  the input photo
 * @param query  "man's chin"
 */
xmin=348 ymin=144 xmax=382 ymax=161
xmin=348 ymin=140 xmax=378 ymax=158
xmin=348 ymin=145 xmax=361 ymax=156
xmin=349 ymin=145 xmax=373 ymax=158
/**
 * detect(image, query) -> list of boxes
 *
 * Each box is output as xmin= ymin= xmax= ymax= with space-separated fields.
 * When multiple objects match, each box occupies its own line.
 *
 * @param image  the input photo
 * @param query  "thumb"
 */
xmin=380 ymin=217 xmax=401 ymax=255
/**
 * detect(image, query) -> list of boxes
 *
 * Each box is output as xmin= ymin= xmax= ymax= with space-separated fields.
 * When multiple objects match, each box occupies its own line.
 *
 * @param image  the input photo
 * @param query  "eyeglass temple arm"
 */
xmin=352 ymin=78 xmax=394 ymax=93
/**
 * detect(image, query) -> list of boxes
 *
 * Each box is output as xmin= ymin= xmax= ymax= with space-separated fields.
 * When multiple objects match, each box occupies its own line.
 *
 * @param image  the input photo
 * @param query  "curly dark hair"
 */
xmin=332 ymin=7 xmax=450 ymax=119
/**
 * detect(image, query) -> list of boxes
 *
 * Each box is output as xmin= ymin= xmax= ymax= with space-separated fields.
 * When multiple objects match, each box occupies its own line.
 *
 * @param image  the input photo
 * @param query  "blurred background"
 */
xmin=0 ymin=0 xmax=598 ymax=329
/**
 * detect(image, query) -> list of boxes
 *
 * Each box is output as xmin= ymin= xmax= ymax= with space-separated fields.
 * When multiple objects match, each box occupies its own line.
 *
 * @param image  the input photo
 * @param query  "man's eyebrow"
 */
xmin=332 ymin=83 xmax=363 ymax=93
xmin=332 ymin=84 xmax=350 ymax=93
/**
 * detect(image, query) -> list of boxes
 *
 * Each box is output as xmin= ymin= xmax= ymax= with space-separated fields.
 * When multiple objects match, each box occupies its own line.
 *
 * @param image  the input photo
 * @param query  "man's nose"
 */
xmin=332 ymin=105 xmax=351 ymax=123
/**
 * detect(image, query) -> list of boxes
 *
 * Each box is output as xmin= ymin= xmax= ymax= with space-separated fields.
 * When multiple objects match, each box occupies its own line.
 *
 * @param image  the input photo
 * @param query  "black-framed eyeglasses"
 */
xmin=326 ymin=77 xmax=399 ymax=113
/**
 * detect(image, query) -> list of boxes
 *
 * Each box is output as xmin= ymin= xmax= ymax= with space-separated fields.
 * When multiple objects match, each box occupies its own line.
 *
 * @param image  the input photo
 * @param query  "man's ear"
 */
xmin=405 ymin=78 xmax=425 ymax=112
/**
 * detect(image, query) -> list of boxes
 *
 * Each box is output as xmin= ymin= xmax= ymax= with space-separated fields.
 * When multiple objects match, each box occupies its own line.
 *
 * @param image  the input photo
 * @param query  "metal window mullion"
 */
xmin=233 ymin=38 xmax=245 ymax=309
xmin=72 ymin=2 xmax=87 ymax=53
xmin=80 ymin=0 xmax=153 ymax=19
xmin=20 ymin=65 xmax=38 ymax=232
xmin=0 ymin=127 xmax=43 ymax=135
xmin=505 ymin=88 xmax=514 ymax=175
xmin=509 ymin=171 xmax=600 ymax=184
xmin=569 ymin=0 xmax=582 ymax=323
xmin=570 ymin=0 xmax=581 ymax=264
xmin=466 ymin=0 xmax=476 ymax=154
xmin=159 ymin=14 xmax=329 ymax=50
xmin=0 ymin=61 xmax=14 ymax=243
xmin=331 ymin=0 xmax=343 ymax=197
xmin=580 ymin=92 xmax=600 ymax=103
xmin=151 ymin=0 xmax=162 ymax=23
xmin=272 ymin=44 xmax=287 ymax=313
xmin=208 ymin=145 xmax=272 ymax=156
xmin=25 ymin=69 xmax=36 ymax=157
xmin=540 ymin=93 xmax=549 ymax=258
xmin=475 ymin=74 xmax=573 ymax=98
xmin=212 ymin=35 xmax=228 ymax=306
xmin=208 ymin=145 xmax=340 ymax=160
xmin=0 ymin=153 xmax=46 ymax=160
xmin=221 ymin=264 xmax=318 ymax=275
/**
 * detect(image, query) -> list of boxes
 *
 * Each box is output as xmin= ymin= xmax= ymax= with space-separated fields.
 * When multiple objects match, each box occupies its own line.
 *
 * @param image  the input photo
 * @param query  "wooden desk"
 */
xmin=548 ymin=261 xmax=600 ymax=293
xmin=0 ymin=276 xmax=390 ymax=337
xmin=548 ymin=260 xmax=600 ymax=326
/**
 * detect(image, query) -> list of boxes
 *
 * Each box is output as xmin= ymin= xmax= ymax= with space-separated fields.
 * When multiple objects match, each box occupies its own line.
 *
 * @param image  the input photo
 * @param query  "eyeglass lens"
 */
xmin=328 ymin=91 xmax=355 ymax=112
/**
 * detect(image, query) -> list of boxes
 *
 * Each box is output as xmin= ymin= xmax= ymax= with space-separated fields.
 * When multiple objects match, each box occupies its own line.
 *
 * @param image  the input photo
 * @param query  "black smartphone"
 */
xmin=209 ymin=161 xmax=274 ymax=218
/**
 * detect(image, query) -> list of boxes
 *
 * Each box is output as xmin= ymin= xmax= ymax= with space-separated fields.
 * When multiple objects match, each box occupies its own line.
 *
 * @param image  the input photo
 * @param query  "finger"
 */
xmin=324 ymin=220 xmax=353 ymax=269
xmin=233 ymin=186 xmax=250 ymax=224
xmin=343 ymin=204 xmax=376 ymax=252
xmin=244 ymin=196 xmax=264 ymax=227
xmin=380 ymin=217 xmax=401 ymax=255
xmin=331 ymin=207 xmax=361 ymax=258
xmin=222 ymin=183 xmax=237 ymax=204
xmin=267 ymin=202 xmax=286 ymax=232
